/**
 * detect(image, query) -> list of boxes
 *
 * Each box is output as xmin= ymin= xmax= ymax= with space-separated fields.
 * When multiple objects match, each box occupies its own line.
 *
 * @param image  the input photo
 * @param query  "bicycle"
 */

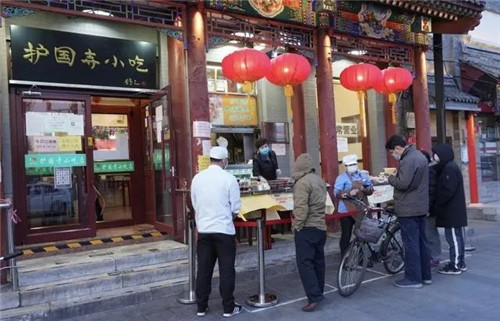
xmin=337 ymin=196 xmax=404 ymax=297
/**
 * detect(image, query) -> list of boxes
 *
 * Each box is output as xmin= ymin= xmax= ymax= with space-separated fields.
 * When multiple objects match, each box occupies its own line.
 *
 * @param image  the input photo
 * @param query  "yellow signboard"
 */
xmin=197 ymin=155 xmax=211 ymax=172
xmin=58 ymin=136 xmax=82 ymax=151
xmin=209 ymin=94 xmax=258 ymax=126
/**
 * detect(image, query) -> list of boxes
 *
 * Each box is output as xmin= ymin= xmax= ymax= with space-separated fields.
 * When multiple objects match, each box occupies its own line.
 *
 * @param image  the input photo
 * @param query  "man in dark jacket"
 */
xmin=421 ymin=150 xmax=441 ymax=267
xmin=431 ymin=144 xmax=468 ymax=275
xmin=386 ymin=135 xmax=431 ymax=288
xmin=253 ymin=138 xmax=280 ymax=181
xmin=292 ymin=153 xmax=326 ymax=312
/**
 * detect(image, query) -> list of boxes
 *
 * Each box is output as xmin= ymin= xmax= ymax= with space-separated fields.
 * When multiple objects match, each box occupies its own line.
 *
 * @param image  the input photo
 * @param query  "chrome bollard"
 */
xmin=1 ymin=202 xmax=19 ymax=291
xmin=177 ymin=218 xmax=196 ymax=304
xmin=246 ymin=218 xmax=278 ymax=308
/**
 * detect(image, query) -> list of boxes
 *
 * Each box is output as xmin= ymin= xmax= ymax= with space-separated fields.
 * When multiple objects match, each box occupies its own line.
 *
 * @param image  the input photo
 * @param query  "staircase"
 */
xmin=0 ymin=234 xmax=339 ymax=320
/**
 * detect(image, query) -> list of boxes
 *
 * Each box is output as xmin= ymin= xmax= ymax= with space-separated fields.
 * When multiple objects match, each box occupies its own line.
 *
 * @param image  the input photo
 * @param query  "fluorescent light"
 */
xmin=253 ymin=43 xmax=266 ymax=51
xmin=348 ymin=50 xmax=367 ymax=56
xmin=232 ymin=32 xmax=254 ymax=38
xmin=82 ymin=9 xmax=113 ymax=16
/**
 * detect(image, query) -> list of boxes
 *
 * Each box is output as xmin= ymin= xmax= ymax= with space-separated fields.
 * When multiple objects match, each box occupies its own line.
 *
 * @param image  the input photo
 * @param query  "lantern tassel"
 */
xmin=284 ymin=85 xmax=294 ymax=97
xmin=389 ymin=93 xmax=397 ymax=124
xmin=357 ymin=91 xmax=367 ymax=137
xmin=242 ymin=81 xmax=253 ymax=94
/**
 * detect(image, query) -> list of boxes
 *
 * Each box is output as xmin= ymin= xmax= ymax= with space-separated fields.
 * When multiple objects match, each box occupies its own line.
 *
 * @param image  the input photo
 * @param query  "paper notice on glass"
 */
xmin=58 ymin=136 xmax=82 ymax=151
xmin=66 ymin=114 xmax=84 ymax=136
xmin=44 ymin=113 xmax=68 ymax=134
xmin=337 ymin=137 xmax=348 ymax=152
xmin=156 ymin=121 xmax=162 ymax=143
xmin=31 ymin=136 xmax=58 ymax=152
xmin=271 ymin=143 xmax=286 ymax=156
xmin=197 ymin=155 xmax=211 ymax=172
xmin=193 ymin=121 xmax=211 ymax=138
xmin=54 ymin=167 xmax=72 ymax=189
xmin=202 ymin=140 xmax=212 ymax=156
xmin=26 ymin=112 xmax=45 ymax=136
xmin=155 ymin=105 xmax=163 ymax=121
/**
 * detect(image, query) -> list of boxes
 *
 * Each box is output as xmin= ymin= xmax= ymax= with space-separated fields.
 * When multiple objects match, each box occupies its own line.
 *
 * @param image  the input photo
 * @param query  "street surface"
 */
xmin=69 ymin=220 xmax=500 ymax=321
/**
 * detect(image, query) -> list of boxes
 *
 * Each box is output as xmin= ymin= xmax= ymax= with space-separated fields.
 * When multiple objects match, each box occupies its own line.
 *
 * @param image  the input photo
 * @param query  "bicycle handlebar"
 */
xmin=0 ymin=251 xmax=22 ymax=261
xmin=342 ymin=195 xmax=393 ymax=214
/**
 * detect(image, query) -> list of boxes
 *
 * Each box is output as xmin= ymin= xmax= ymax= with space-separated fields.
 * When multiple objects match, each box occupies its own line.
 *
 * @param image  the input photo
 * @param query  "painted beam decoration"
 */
xmin=10 ymin=25 xmax=157 ymax=89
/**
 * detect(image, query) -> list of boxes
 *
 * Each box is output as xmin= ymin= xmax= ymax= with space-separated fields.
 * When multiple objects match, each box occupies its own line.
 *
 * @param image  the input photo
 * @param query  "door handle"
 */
xmin=170 ymin=166 xmax=175 ymax=177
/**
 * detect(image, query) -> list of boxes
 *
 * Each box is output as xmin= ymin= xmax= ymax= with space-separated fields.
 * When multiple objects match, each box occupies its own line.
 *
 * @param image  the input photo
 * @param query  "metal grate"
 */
xmin=9 ymin=0 xmax=183 ymax=29
xmin=332 ymin=33 xmax=414 ymax=66
xmin=206 ymin=10 xmax=315 ymax=52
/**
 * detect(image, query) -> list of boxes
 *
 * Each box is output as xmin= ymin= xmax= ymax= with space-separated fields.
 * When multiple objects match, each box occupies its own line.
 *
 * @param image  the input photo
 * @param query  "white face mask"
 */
xmin=347 ymin=165 xmax=358 ymax=174
xmin=433 ymin=154 xmax=440 ymax=163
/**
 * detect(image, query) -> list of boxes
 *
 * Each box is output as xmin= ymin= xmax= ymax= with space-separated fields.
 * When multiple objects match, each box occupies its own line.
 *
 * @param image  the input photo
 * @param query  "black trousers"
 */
xmin=339 ymin=216 xmax=355 ymax=256
xmin=294 ymin=227 xmax=326 ymax=303
xmin=196 ymin=233 xmax=236 ymax=314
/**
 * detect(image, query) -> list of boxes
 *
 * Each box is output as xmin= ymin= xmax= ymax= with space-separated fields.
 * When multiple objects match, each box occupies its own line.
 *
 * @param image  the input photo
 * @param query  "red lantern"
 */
xmin=266 ymin=53 xmax=311 ymax=97
xmin=339 ymin=63 xmax=382 ymax=92
xmin=373 ymin=67 xmax=413 ymax=124
xmin=221 ymin=48 xmax=271 ymax=93
xmin=373 ymin=69 xmax=391 ymax=94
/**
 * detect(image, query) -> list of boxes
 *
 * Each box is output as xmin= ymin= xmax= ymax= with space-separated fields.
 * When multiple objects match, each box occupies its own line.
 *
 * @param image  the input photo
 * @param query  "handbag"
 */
xmin=359 ymin=215 xmax=387 ymax=243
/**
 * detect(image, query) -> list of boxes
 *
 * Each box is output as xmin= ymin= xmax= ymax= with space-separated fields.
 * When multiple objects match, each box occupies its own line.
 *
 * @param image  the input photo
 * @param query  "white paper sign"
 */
xmin=66 ymin=114 xmax=84 ymax=136
xmin=271 ymin=144 xmax=286 ymax=156
xmin=337 ymin=137 xmax=348 ymax=152
xmin=193 ymin=121 xmax=211 ymax=138
xmin=31 ymin=136 xmax=58 ymax=152
xmin=202 ymin=140 xmax=212 ymax=156
xmin=368 ymin=185 xmax=394 ymax=205
xmin=26 ymin=112 xmax=45 ymax=136
xmin=156 ymin=121 xmax=162 ymax=143
xmin=155 ymin=105 xmax=163 ymax=121
xmin=25 ymin=112 xmax=84 ymax=136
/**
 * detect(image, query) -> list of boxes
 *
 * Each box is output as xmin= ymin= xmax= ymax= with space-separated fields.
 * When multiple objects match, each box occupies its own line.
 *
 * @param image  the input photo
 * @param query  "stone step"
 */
xmin=17 ymin=240 xmax=188 ymax=287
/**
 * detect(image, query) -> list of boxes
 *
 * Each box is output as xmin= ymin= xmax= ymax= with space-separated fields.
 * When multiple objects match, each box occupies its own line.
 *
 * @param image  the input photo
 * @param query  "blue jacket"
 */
xmin=334 ymin=171 xmax=373 ymax=213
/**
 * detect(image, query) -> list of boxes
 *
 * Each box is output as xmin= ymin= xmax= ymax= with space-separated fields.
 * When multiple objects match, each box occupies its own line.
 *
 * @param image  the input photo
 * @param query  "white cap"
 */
xmin=342 ymin=154 xmax=358 ymax=166
xmin=209 ymin=146 xmax=228 ymax=160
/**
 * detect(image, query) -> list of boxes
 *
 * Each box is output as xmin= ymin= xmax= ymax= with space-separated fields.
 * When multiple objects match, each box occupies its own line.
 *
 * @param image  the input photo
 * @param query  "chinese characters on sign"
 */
xmin=11 ymin=25 xmax=157 ymax=89
xmin=25 ymin=154 xmax=87 ymax=168
xmin=336 ymin=123 xmax=359 ymax=138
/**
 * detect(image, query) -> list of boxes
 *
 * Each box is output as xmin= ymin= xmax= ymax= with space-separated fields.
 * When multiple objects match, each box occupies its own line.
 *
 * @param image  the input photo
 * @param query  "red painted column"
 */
xmin=466 ymin=113 xmax=479 ymax=203
xmin=186 ymin=3 xmax=210 ymax=176
xmin=291 ymin=84 xmax=307 ymax=159
xmin=316 ymin=30 xmax=338 ymax=184
xmin=413 ymin=46 xmax=432 ymax=152
xmin=383 ymin=95 xmax=398 ymax=168
xmin=168 ymin=35 xmax=189 ymax=242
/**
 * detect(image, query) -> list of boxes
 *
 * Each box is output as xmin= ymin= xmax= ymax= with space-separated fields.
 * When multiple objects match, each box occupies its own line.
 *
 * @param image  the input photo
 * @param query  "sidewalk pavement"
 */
xmin=69 ymin=219 xmax=500 ymax=321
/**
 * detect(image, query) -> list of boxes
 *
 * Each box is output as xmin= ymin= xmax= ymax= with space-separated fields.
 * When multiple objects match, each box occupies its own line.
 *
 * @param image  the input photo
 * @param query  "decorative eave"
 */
xmin=375 ymin=0 xmax=485 ymax=34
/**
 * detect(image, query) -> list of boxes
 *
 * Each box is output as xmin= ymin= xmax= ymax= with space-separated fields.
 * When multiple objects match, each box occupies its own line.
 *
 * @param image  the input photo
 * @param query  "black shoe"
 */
xmin=438 ymin=263 xmax=462 ymax=275
xmin=197 ymin=307 xmax=208 ymax=317
xmin=223 ymin=304 xmax=242 ymax=318
xmin=458 ymin=261 xmax=467 ymax=272
xmin=302 ymin=302 xmax=319 ymax=312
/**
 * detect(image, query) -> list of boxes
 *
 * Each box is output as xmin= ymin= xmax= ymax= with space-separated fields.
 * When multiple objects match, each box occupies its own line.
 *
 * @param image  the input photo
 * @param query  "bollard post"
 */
xmin=177 ymin=218 xmax=196 ymax=304
xmin=246 ymin=218 xmax=278 ymax=308
xmin=1 ymin=203 xmax=19 ymax=291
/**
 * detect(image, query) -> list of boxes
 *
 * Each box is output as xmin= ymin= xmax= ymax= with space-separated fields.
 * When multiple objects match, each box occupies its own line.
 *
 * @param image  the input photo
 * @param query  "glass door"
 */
xmin=143 ymin=86 xmax=177 ymax=235
xmin=12 ymin=91 xmax=94 ymax=244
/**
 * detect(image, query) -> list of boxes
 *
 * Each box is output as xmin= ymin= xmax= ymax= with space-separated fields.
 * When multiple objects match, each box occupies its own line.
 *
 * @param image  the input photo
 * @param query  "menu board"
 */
xmin=209 ymin=94 xmax=258 ymax=126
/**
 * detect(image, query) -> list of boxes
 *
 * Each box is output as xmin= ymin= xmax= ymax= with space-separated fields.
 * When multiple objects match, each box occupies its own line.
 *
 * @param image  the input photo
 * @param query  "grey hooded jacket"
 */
xmin=292 ymin=154 xmax=326 ymax=231
xmin=388 ymin=145 xmax=429 ymax=217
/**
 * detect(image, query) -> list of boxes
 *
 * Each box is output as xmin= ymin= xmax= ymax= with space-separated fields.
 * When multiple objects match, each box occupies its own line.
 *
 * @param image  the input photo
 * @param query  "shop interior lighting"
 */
xmin=348 ymin=50 xmax=367 ymax=56
xmin=232 ymin=32 xmax=254 ymax=38
xmin=82 ymin=9 xmax=113 ymax=16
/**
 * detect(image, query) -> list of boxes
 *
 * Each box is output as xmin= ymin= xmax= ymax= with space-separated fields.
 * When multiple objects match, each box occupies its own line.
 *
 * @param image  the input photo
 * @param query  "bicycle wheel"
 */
xmin=382 ymin=226 xmax=405 ymax=274
xmin=337 ymin=239 xmax=367 ymax=297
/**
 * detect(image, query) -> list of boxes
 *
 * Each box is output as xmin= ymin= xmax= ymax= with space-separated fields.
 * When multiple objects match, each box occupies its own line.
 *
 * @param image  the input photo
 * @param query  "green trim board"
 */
xmin=25 ymin=160 xmax=135 ymax=175
xmin=25 ymin=153 xmax=86 ymax=168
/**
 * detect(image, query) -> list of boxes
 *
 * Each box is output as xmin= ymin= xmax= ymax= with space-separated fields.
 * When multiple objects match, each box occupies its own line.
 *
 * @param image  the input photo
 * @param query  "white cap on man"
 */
xmin=342 ymin=154 xmax=358 ymax=166
xmin=209 ymin=146 xmax=228 ymax=160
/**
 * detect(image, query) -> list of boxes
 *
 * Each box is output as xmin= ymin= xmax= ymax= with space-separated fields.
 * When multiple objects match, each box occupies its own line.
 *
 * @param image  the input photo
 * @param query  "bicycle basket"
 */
xmin=359 ymin=216 xmax=387 ymax=243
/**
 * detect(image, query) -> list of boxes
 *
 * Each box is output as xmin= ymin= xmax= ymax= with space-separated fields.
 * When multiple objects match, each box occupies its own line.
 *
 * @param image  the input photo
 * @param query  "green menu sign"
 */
xmin=25 ymin=153 xmax=86 ymax=168
xmin=94 ymin=161 xmax=134 ymax=173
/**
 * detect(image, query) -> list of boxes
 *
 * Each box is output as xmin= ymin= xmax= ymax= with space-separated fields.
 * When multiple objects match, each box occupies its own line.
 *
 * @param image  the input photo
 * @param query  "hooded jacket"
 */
xmin=431 ymin=144 xmax=467 ymax=227
xmin=291 ymin=154 xmax=326 ymax=231
xmin=388 ymin=145 xmax=429 ymax=217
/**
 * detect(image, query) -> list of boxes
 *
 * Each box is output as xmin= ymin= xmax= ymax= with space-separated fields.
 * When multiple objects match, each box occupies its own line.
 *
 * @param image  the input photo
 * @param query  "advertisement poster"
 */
xmin=209 ymin=94 xmax=258 ymax=126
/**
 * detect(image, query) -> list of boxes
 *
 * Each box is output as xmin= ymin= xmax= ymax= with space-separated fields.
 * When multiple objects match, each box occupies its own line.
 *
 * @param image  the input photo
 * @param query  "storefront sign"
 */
xmin=209 ymin=94 xmax=258 ymax=126
xmin=94 ymin=161 xmax=135 ymax=173
xmin=25 ymin=153 xmax=86 ymax=168
xmin=58 ymin=136 xmax=82 ymax=152
xmin=54 ymin=167 xmax=72 ymax=189
xmin=205 ymin=0 xmax=317 ymax=26
xmin=336 ymin=123 xmax=358 ymax=138
xmin=10 ymin=25 xmax=157 ymax=89
xmin=26 ymin=112 xmax=84 ymax=136
xmin=32 ymin=136 xmax=58 ymax=153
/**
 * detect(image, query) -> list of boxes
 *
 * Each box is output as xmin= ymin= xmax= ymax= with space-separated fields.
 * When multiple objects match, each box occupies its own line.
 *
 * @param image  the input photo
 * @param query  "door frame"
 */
xmin=10 ymin=88 xmax=95 ymax=244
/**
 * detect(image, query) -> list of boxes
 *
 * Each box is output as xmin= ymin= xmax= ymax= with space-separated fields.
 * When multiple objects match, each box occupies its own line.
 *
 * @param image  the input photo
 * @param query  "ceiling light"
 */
xmin=82 ymin=9 xmax=113 ymax=16
xmin=348 ymin=50 xmax=367 ymax=56
xmin=232 ymin=32 xmax=254 ymax=38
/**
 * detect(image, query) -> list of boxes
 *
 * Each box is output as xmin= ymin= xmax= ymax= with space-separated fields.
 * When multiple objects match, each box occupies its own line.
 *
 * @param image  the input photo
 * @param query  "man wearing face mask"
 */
xmin=385 ymin=135 xmax=431 ymax=289
xmin=333 ymin=154 xmax=374 ymax=256
xmin=253 ymin=138 xmax=280 ymax=181
xmin=191 ymin=146 xmax=243 ymax=318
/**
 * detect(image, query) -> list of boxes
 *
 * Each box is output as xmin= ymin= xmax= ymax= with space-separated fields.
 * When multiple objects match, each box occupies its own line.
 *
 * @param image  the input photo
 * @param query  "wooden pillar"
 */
xmin=316 ymin=30 xmax=338 ymax=184
xmin=433 ymin=34 xmax=446 ymax=144
xmin=168 ymin=35 xmax=189 ymax=242
xmin=466 ymin=113 xmax=479 ymax=203
xmin=413 ymin=46 xmax=432 ymax=152
xmin=186 ymin=3 xmax=210 ymax=176
xmin=383 ymin=95 xmax=399 ymax=167
xmin=291 ymin=84 xmax=307 ymax=159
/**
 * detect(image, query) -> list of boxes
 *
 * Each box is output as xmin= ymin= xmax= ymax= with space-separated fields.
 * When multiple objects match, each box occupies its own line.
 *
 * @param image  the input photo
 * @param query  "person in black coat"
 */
xmin=431 ymin=144 xmax=468 ymax=275
xmin=253 ymin=138 xmax=280 ymax=181
xmin=421 ymin=150 xmax=441 ymax=266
